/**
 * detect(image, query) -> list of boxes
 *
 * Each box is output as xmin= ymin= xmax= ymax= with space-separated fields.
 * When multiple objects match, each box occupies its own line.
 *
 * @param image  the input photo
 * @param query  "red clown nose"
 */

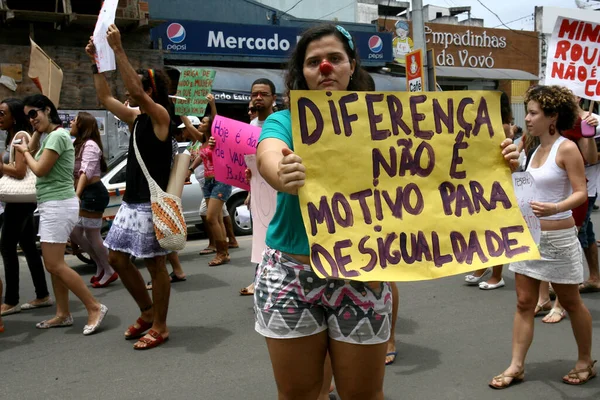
xmin=319 ymin=60 xmax=334 ymax=75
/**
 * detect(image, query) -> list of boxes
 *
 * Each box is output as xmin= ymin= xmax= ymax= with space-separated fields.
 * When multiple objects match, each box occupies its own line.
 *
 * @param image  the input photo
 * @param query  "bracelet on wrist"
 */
xmin=555 ymin=203 xmax=560 ymax=214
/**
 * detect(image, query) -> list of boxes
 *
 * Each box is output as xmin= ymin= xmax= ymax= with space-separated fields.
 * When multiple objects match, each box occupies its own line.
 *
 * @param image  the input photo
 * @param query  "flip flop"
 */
xmin=228 ymin=243 xmax=240 ymax=249
xmin=579 ymin=281 xmax=600 ymax=294
xmin=542 ymin=308 xmax=566 ymax=324
xmin=169 ymin=272 xmax=187 ymax=283
xmin=385 ymin=351 xmax=398 ymax=366
xmin=133 ymin=329 xmax=169 ymax=350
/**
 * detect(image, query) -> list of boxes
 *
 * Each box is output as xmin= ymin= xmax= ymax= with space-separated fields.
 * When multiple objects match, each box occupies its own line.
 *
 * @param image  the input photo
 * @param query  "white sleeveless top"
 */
xmin=527 ymin=136 xmax=572 ymax=220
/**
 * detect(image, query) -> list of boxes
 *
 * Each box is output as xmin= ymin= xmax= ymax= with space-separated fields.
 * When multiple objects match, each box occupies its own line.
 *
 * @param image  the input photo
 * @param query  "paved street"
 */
xmin=3 ymin=217 xmax=600 ymax=400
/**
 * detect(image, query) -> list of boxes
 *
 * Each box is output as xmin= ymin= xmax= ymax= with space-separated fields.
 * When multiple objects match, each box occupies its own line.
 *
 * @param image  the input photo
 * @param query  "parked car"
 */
xmin=102 ymin=142 xmax=252 ymax=236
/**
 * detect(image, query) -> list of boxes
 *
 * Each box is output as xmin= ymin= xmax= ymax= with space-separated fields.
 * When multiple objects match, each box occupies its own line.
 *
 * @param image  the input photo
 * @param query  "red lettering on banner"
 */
xmin=558 ymin=19 xmax=580 ymax=39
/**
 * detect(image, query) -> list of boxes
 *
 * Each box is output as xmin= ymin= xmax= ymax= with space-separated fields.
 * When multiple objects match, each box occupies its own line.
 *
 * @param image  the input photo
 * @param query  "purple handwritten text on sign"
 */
xmin=212 ymin=116 xmax=260 ymax=191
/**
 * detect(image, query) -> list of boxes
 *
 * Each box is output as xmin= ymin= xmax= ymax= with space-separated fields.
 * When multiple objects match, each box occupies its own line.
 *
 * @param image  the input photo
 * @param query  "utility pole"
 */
xmin=411 ymin=0 xmax=429 ymax=89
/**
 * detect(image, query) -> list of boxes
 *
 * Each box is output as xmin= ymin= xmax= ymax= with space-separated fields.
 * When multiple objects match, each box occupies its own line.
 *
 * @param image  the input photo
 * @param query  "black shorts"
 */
xmin=80 ymin=181 xmax=109 ymax=213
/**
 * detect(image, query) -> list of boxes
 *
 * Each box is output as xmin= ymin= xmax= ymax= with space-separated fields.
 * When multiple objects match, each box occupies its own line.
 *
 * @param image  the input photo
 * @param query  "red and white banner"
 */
xmin=545 ymin=16 xmax=600 ymax=100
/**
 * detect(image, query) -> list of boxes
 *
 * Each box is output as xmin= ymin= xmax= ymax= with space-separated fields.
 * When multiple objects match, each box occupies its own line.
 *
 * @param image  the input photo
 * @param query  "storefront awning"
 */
xmin=435 ymin=66 xmax=539 ymax=81
xmin=205 ymin=67 xmax=286 ymax=104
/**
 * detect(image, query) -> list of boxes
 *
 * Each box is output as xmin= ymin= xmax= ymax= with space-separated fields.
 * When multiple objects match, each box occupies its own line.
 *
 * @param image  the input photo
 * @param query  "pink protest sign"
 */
xmin=212 ymin=116 xmax=260 ymax=191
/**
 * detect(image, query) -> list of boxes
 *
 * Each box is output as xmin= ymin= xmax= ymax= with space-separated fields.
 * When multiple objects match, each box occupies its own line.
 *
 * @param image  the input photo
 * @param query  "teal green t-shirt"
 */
xmin=35 ymin=128 xmax=76 ymax=203
xmin=259 ymin=110 xmax=310 ymax=255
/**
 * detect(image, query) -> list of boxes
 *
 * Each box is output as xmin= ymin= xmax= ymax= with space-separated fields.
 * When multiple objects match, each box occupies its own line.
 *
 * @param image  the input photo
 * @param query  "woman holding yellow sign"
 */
xmin=255 ymin=24 xmax=521 ymax=399
xmin=490 ymin=85 xmax=595 ymax=389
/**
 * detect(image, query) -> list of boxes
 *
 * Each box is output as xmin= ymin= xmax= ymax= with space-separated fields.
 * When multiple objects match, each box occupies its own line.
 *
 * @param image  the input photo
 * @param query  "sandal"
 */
xmin=228 ymin=242 xmax=239 ymax=249
xmin=489 ymin=369 xmax=525 ymax=389
xmin=169 ymin=272 xmax=187 ymax=283
xmin=209 ymin=254 xmax=230 ymax=267
xmin=124 ymin=317 xmax=153 ymax=340
xmin=239 ymin=285 xmax=254 ymax=296
xmin=542 ymin=307 xmax=566 ymax=324
xmin=133 ymin=329 xmax=169 ymax=350
xmin=534 ymin=299 xmax=552 ymax=316
xmin=199 ymin=247 xmax=216 ymax=255
xmin=579 ymin=281 xmax=600 ymax=293
xmin=562 ymin=361 xmax=597 ymax=385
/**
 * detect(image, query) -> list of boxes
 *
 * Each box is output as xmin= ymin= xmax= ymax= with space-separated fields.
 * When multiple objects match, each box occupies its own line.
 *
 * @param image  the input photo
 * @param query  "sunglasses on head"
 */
xmin=27 ymin=108 xmax=43 ymax=120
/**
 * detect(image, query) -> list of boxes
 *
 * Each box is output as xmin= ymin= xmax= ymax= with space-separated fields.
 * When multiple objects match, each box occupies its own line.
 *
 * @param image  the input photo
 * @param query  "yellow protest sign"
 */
xmin=290 ymin=90 xmax=540 ymax=282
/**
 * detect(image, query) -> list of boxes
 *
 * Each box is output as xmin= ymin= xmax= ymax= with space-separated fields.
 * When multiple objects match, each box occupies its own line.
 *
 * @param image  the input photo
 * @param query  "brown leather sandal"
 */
xmin=489 ymin=369 xmax=525 ymax=389
xmin=562 ymin=361 xmax=597 ymax=385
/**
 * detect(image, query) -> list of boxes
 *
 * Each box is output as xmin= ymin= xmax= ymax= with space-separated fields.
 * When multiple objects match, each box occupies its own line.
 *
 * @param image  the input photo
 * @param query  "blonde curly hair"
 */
xmin=524 ymin=85 xmax=578 ymax=132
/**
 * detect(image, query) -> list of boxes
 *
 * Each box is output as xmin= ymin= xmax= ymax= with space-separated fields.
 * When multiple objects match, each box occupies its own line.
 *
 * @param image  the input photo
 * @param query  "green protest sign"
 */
xmin=174 ymin=68 xmax=216 ymax=116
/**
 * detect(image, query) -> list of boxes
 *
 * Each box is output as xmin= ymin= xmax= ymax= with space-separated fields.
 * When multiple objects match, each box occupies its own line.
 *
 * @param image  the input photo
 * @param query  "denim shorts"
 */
xmin=254 ymin=247 xmax=392 ymax=344
xmin=578 ymin=196 xmax=596 ymax=248
xmin=202 ymin=177 xmax=232 ymax=202
xmin=80 ymin=181 xmax=109 ymax=213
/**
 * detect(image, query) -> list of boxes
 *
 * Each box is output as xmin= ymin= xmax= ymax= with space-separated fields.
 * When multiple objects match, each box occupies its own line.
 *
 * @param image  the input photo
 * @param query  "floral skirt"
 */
xmin=104 ymin=201 xmax=168 ymax=259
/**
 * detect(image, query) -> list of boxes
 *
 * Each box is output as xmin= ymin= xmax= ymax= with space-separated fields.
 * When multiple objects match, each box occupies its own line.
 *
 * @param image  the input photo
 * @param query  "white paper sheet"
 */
xmin=92 ymin=0 xmax=119 ymax=73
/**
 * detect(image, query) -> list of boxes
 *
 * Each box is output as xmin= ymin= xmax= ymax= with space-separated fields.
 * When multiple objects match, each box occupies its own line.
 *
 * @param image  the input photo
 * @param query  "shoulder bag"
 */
xmin=132 ymin=124 xmax=187 ymax=251
xmin=0 ymin=131 xmax=37 ymax=203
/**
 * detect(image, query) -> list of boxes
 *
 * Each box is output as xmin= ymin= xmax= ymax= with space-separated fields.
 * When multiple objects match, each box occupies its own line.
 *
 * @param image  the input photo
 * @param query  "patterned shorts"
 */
xmin=254 ymin=248 xmax=392 ymax=345
xmin=103 ymin=202 xmax=168 ymax=259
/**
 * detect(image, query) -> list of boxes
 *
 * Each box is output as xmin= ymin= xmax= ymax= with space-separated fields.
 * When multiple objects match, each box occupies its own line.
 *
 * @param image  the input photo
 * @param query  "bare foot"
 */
xmin=542 ymin=307 xmax=566 ymax=323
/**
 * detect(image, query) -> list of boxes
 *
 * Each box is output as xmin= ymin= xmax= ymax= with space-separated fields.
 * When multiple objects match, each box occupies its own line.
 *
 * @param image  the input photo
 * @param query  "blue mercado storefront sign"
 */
xmin=151 ymin=20 xmax=392 ymax=65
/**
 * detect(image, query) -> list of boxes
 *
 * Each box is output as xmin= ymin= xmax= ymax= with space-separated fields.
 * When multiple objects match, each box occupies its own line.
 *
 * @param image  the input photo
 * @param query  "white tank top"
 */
xmin=527 ymin=136 xmax=572 ymax=220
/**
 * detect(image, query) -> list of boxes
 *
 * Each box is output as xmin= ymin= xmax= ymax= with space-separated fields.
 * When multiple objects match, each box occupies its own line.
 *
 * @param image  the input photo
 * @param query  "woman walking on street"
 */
xmin=87 ymin=26 xmax=174 ymax=349
xmin=69 ymin=112 xmax=117 ymax=288
xmin=490 ymin=85 xmax=595 ymax=389
xmin=0 ymin=98 xmax=52 ymax=317
xmin=184 ymin=98 xmax=234 ymax=266
xmin=14 ymin=94 xmax=107 ymax=335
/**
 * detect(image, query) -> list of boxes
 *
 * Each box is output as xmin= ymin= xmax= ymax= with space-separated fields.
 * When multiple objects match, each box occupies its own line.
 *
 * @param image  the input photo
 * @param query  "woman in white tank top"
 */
xmin=490 ymin=86 xmax=596 ymax=389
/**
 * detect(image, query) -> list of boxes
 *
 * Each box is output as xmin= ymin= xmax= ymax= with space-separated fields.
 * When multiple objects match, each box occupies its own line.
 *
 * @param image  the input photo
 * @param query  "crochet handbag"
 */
xmin=132 ymin=124 xmax=187 ymax=251
xmin=0 ymin=131 xmax=37 ymax=203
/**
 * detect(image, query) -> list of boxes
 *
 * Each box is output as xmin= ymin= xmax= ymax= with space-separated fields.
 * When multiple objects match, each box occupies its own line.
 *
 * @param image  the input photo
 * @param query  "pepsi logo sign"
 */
xmin=368 ymin=35 xmax=383 ymax=53
xmin=367 ymin=35 xmax=384 ymax=59
xmin=167 ymin=23 xmax=186 ymax=44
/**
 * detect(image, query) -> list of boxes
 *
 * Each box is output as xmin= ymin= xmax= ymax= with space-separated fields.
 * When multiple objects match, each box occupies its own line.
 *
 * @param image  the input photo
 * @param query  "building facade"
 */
xmin=0 ymin=0 xmax=160 ymax=157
